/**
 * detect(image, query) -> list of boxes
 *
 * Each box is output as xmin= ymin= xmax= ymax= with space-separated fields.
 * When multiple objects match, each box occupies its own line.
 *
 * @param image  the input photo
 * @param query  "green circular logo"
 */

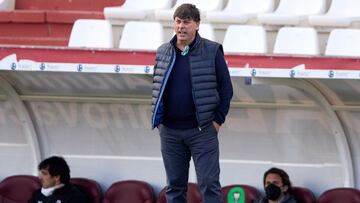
xmin=227 ymin=187 xmax=245 ymax=203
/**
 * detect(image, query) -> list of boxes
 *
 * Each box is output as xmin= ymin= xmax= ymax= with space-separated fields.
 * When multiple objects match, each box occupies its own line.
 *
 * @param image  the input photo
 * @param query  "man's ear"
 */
xmin=54 ymin=175 xmax=61 ymax=184
xmin=283 ymin=185 xmax=289 ymax=193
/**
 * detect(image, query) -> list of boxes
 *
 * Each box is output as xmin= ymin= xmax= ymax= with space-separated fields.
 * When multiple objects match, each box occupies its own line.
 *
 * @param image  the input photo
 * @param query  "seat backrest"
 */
xmin=275 ymin=0 xmax=326 ymax=15
xmin=157 ymin=183 xmax=202 ymax=203
xmin=199 ymin=24 xmax=215 ymax=41
xmin=223 ymin=25 xmax=267 ymax=54
xmin=0 ymin=0 xmax=15 ymax=11
xmin=317 ymin=188 xmax=360 ymax=203
xmin=70 ymin=178 xmax=102 ymax=203
xmin=0 ymin=175 xmax=41 ymax=203
xmin=325 ymin=29 xmax=360 ymax=57
xmin=119 ymin=21 xmax=164 ymax=50
xmin=273 ymin=27 xmax=319 ymax=55
xmin=103 ymin=180 xmax=155 ymax=203
xmin=173 ymin=0 xmax=223 ymax=12
xmin=68 ymin=19 xmax=114 ymax=48
xmin=326 ymin=0 xmax=360 ymax=16
xmin=120 ymin=0 xmax=172 ymax=10
xmin=224 ymin=0 xmax=274 ymax=14
xmin=15 ymin=0 xmax=124 ymax=11
xmin=290 ymin=187 xmax=316 ymax=203
xmin=221 ymin=184 xmax=261 ymax=203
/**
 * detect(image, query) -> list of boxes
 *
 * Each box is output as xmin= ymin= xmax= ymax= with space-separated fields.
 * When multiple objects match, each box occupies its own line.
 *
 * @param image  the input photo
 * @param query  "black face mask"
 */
xmin=265 ymin=183 xmax=282 ymax=201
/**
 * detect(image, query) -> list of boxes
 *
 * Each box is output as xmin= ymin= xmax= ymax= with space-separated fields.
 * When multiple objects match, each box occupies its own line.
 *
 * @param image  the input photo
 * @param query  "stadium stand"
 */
xmin=104 ymin=0 xmax=172 ymax=21
xmin=155 ymin=0 xmax=223 ymax=21
xmin=103 ymin=180 xmax=155 ymax=203
xmin=205 ymin=0 xmax=274 ymax=24
xmin=68 ymin=19 xmax=114 ymax=48
xmin=157 ymin=183 xmax=202 ymax=203
xmin=309 ymin=0 xmax=360 ymax=27
xmin=258 ymin=0 xmax=327 ymax=25
xmin=0 ymin=0 xmax=124 ymax=46
xmin=0 ymin=0 xmax=15 ymax=11
xmin=70 ymin=178 xmax=102 ymax=203
xmin=1 ymin=0 xmax=360 ymax=57
xmin=0 ymin=175 xmax=41 ymax=203
xmin=273 ymin=27 xmax=320 ymax=55
xmin=221 ymin=184 xmax=261 ymax=203
xmin=317 ymin=188 xmax=360 ymax=203
xmin=222 ymin=25 xmax=268 ymax=54
xmin=325 ymin=29 xmax=360 ymax=57
xmin=119 ymin=21 xmax=164 ymax=50
xmin=290 ymin=187 xmax=316 ymax=203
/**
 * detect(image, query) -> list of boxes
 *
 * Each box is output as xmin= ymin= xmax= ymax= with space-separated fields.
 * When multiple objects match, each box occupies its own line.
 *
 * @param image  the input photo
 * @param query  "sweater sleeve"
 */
xmin=214 ymin=47 xmax=233 ymax=125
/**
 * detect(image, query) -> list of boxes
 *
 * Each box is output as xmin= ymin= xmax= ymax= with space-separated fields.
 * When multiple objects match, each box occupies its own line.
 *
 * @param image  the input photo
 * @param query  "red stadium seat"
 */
xmin=70 ymin=177 xmax=102 ymax=203
xmin=317 ymin=188 xmax=360 ymax=203
xmin=103 ymin=180 xmax=155 ymax=203
xmin=221 ymin=184 xmax=261 ymax=203
xmin=290 ymin=187 xmax=316 ymax=203
xmin=0 ymin=175 xmax=41 ymax=203
xmin=157 ymin=183 xmax=202 ymax=203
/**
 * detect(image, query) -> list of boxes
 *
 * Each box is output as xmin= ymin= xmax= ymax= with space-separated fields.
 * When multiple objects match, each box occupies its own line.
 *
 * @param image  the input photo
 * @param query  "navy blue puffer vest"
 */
xmin=152 ymin=35 xmax=221 ymax=129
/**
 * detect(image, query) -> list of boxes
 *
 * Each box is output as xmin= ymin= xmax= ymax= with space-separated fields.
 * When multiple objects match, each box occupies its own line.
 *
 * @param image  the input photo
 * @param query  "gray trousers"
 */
xmin=159 ymin=124 xmax=223 ymax=203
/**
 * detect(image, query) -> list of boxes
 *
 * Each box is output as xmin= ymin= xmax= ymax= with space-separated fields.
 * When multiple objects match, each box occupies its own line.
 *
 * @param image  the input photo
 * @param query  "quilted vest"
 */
xmin=152 ymin=35 xmax=221 ymax=129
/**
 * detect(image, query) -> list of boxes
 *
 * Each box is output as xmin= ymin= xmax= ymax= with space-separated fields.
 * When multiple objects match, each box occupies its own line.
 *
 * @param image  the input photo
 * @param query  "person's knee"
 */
xmin=198 ymin=177 xmax=221 ymax=190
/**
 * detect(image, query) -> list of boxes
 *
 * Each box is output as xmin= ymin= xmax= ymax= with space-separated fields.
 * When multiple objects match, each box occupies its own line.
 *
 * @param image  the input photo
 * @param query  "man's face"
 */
xmin=265 ymin=173 xmax=289 ymax=193
xmin=174 ymin=17 xmax=199 ymax=44
xmin=39 ymin=168 xmax=59 ymax=188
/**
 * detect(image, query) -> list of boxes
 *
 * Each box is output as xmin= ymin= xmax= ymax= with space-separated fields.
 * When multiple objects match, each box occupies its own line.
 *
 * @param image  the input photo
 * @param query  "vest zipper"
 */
xmin=152 ymin=49 xmax=176 ymax=128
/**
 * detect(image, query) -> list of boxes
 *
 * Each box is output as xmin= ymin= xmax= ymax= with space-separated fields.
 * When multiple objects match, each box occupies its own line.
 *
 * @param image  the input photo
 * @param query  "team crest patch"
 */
xmin=227 ymin=187 xmax=245 ymax=203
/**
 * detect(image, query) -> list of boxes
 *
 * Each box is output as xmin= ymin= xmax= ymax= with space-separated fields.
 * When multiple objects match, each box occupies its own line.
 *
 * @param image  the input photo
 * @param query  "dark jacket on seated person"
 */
xmin=256 ymin=193 xmax=297 ymax=203
xmin=28 ymin=184 xmax=87 ymax=203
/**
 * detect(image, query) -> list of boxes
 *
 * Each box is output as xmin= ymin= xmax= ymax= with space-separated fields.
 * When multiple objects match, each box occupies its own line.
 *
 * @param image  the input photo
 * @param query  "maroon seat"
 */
xmin=70 ymin=177 xmax=102 ymax=203
xmin=103 ymin=180 xmax=155 ymax=203
xmin=0 ymin=175 xmax=41 ymax=203
xmin=317 ymin=188 xmax=360 ymax=203
xmin=157 ymin=183 xmax=202 ymax=203
xmin=290 ymin=186 xmax=315 ymax=203
xmin=221 ymin=184 xmax=261 ymax=203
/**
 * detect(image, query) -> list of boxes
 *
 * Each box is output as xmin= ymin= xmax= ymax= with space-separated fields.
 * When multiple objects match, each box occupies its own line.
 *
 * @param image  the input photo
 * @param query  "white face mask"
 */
xmin=41 ymin=184 xmax=64 ymax=197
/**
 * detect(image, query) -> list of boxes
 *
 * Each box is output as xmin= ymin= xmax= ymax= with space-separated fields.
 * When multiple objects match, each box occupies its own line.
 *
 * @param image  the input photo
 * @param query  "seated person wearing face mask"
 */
xmin=256 ymin=167 xmax=297 ymax=203
xmin=28 ymin=156 xmax=87 ymax=203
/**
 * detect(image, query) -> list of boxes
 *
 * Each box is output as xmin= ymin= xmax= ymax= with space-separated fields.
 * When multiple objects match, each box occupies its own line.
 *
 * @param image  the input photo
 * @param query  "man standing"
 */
xmin=28 ymin=156 xmax=87 ymax=203
xmin=152 ymin=3 xmax=233 ymax=203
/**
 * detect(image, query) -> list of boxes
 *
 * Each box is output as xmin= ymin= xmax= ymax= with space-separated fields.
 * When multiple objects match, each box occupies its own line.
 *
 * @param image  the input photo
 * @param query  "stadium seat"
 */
xmin=0 ymin=175 xmax=41 ymax=203
xmin=223 ymin=25 xmax=267 ymax=54
xmin=70 ymin=177 xmax=102 ymax=203
xmin=325 ymin=29 xmax=360 ymax=57
xmin=258 ymin=0 xmax=326 ymax=25
xmin=317 ymin=188 xmax=360 ymax=203
xmin=290 ymin=187 xmax=316 ymax=203
xmin=103 ymin=180 xmax=155 ymax=203
xmin=68 ymin=19 xmax=114 ymax=48
xmin=199 ymin=24 xmax=215 ymax=41
xmin=0 ymin=0 xmax=15 ymax=11
xmin=157 ymin=183 xmax=202 ymax=203
xmin=104 ymin=0 xmax=172 ymax=20
xmin=155 ymin=0 xmax=223 ymax=21
xmin=309 ymin=0 xmax=360 ymax=27
xmin=119 ymin=21 xmax=164 ymax=51
xmin=206 ymin=0 xmax=274 ymax=24
xmin=221 ymin=184 xmax=261 ymax=203
xmin=273 ymin=27 xmax=319 ymax=55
